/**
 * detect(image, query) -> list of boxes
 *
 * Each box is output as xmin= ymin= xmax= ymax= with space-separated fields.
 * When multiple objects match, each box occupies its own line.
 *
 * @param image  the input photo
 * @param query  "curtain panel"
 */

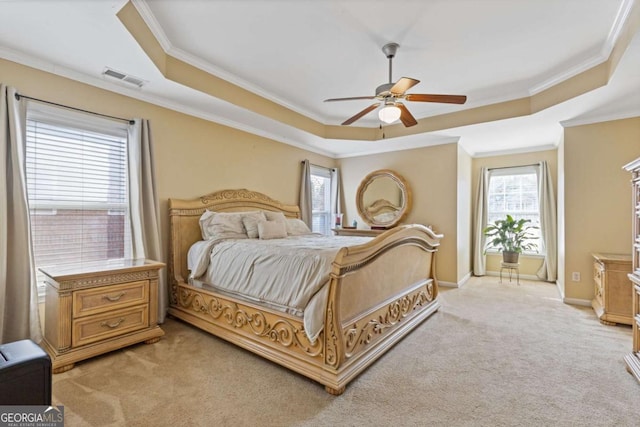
xmin=536 ymin=161 xmax=558 ymax=282
xmin=299 ymin=159 xmax=313 ymax=228
xmin=127 ymin=119 xmax=167 ymax=322
xmin=0 ymin=84 xmax=42 ymax=343
xmin=330 ymin=167 xmax=342 ymax=221
xmin=473 ymin=167 xmax=489 ymax=276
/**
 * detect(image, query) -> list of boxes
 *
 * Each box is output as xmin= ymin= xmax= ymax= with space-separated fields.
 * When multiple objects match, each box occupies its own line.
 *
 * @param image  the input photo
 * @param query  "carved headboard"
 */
xmin=168 ymin=189 xmax=301 ymax=285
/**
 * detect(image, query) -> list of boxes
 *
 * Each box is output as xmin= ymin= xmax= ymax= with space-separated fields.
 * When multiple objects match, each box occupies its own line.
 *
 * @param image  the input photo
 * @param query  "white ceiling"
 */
xmin=0 ymin=0 xmax=638 ymax=158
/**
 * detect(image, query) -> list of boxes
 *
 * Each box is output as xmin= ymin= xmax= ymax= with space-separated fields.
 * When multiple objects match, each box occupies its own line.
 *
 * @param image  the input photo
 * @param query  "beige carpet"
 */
xmin=52 ymin=276 xmax=640 ymax=426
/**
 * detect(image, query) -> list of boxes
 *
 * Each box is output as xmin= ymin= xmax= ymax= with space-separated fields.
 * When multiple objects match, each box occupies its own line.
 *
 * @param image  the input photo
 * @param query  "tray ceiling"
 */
xmin=0 ymin=0 xmax=638 ymax=157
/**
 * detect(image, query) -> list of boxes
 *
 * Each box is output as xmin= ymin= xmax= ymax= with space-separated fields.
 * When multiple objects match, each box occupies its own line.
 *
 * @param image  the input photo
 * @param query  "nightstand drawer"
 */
xmin=73 ymin=280 xmax=149 ymax=318
xmin=72 ymin=305 xmax=149 ymax=347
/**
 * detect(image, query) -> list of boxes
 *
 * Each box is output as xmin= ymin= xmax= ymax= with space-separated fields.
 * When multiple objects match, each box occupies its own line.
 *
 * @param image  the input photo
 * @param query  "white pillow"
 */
xmin=264 ymin=211 xmax=287 ymax=225
xmin=242 ymin=211 xmax=267 ymax=238
xmin=286 ymin=218 xmax=312 ymax=236
xmin=257 ymin=220 xmax=288 ymax=240
xmin=199 ymin=210 xmax=246 ymax=240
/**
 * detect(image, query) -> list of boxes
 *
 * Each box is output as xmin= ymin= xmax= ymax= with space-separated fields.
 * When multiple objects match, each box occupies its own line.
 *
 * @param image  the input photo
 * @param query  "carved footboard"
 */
xmin=321 ymin=224 xmax=442 ymax=394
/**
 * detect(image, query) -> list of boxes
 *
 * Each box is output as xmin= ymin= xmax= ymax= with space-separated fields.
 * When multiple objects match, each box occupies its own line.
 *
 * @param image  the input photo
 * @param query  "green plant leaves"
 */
xmin=483 ymin=215 xmax=538 ymax=254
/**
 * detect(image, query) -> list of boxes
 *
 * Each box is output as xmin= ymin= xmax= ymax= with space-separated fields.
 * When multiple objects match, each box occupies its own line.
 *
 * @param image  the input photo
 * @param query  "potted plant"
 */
xmin=483 ymin=214 xmax=538 ymax=263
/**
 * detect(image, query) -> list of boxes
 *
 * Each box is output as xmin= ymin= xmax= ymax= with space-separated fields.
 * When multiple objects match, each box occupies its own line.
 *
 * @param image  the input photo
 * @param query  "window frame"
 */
xmin=25 ymin=102 xmax=132 ymax=289
xmin=485 ymin=165 xmax=543 ymax=256
xmin=310 ymin=165 xmax=333 ymax=235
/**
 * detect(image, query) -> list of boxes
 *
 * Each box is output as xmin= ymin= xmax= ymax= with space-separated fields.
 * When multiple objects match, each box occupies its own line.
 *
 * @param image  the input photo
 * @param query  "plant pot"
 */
xmin=502 ymin=251 xmax=519 ymax=264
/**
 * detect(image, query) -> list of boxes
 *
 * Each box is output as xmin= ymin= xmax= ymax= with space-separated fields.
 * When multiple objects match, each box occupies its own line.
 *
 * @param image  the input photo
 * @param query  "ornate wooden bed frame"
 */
xmin=168 ymin=189 xmax=443 ymax=395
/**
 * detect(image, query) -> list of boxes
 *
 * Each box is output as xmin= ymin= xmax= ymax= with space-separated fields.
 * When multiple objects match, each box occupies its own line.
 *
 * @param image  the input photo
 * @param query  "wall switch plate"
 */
xmin=572 ymin=272 xmax=581 ymax=282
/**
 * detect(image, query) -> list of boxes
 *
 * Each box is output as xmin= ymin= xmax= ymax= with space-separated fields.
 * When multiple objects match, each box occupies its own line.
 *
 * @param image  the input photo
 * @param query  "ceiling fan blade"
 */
xmin=324 ymin=96 xmax=376 ymax=102
xmin=390 ymin=77 xmax=420 ymax=95
xmin=396 ymin=103 xmax=418 ymax=127
xmin=405 ymin=94 xmax=467 ymax=104
xmin=341 ymin=103 xmax=380 ymax=125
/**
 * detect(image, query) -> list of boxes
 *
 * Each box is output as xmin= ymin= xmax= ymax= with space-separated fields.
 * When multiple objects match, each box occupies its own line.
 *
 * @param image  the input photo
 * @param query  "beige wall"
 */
xmin=471 ymin=149 xmax=558 ymax=276
xmin=0 ymin=58 xmax=335 ymax=265
xmin=338 ymin=143 xmax=459 ymax=284
xmin=563 ymin=117 xmax=640 ymax=301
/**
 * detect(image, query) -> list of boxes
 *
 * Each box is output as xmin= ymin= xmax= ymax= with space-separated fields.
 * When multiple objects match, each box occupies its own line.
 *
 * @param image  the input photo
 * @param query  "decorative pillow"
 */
xmin=198 ymin=210 xmax=215 ymax=239
xmin=199 ymin=210 xmax=246 ymax=240
xmin=241 ymin=211 xmax=267 ymax=238
xmin=264 ymin=211 xmax=287 ymax=225
xmin=257 ymin=219 xmax=288 ymax=240
xmin=286 ymin=218 xmax=312 ymax=236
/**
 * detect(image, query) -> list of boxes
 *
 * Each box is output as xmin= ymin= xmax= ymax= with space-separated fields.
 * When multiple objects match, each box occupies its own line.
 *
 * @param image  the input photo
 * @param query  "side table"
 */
xmin=40 ymin=258 xmax=165 ymax=373
xmin=500 ymin=262 xmax=520 ymax=285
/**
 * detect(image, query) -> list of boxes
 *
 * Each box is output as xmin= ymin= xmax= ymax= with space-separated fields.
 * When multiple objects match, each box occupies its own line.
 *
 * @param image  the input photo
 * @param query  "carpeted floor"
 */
xmin=52 ymin=276 xmax=640 ymax=426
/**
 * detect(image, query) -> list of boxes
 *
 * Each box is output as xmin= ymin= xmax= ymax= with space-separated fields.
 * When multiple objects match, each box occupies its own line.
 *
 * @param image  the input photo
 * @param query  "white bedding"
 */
xmin=188 ymin=234 xmax=373 ymax=342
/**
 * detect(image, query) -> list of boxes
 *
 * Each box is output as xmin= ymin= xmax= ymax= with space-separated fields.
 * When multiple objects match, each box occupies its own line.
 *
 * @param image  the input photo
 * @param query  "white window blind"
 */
xmin=486 ymin=165 xmax=541 ymax=254
xmin=310 ymin=165 xmax=332 ymax=235
xmin=25 ymin=107 xmax=130 ymax=276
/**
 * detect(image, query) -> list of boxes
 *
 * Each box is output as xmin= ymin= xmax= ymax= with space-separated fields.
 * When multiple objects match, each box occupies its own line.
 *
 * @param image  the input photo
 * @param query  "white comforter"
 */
xmin=188 ymin=234 xmax=372 ymax=342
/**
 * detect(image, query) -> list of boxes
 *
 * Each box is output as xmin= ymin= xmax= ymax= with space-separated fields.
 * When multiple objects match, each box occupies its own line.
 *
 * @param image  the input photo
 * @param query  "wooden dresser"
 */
xmin=591 ymin=253 xmax=632 ymax=325
xmin=40 ymin=259 xmax=165 ymax=373
xmin=623 ymin=157 xmax=640 ymax=383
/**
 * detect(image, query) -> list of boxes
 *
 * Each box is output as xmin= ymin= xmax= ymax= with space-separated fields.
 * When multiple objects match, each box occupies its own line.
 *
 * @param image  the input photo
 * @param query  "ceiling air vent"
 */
xmin=102 ymin=67 xmax=146 ymax=87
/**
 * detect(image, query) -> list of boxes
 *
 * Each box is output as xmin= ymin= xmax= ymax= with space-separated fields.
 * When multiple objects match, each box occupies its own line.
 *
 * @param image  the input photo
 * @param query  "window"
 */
xmin=486 ymin=166 xmax=541 ymax=254
xmin=25 ymin=105 xmax=130 ymax=285
xmin=310 ymin=165 xmax=333 ymax=235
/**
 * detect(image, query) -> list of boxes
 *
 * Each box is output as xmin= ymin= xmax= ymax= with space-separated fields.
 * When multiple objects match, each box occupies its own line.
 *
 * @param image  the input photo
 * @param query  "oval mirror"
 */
xmin=356 ymin=169 xmax=412 ymax=228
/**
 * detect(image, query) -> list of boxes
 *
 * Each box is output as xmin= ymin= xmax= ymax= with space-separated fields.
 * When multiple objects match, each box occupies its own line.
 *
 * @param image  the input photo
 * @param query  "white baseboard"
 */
xmin=438 ymin=280 xmax=459 ymax=288
xmin=439 ymin=272 xmax=472 ymax=289
xmin=458 ymin=272 xmax=471 ymax=287
xmin=562 ymin=297 xmax=592 ymax=307
xmin=555 ymin=282 xmax=591 ymax=307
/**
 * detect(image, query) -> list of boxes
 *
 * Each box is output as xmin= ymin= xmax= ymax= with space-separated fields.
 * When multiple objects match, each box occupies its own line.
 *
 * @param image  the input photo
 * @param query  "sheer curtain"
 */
xmin=0 ymin=84 xmax=42 ymax=343
xmin=127 ymin=119 xmax=166 ymax=322
xmin=536 ymin=161 xmax=557 ymax=282
xmin=299 ymin=159 xmax=312 ymax=228
xmin=473 ymin=167 xmax=489 ymax=276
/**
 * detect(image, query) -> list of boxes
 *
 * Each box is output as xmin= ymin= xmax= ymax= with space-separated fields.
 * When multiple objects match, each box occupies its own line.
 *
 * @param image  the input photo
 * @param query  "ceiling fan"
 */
xmin=324 ymin=42 xmax=467 ymax=127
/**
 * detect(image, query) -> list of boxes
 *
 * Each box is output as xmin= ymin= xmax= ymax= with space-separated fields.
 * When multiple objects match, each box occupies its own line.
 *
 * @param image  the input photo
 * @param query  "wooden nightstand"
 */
xmin=40 ymin=259 xmax=165 ymax=373
xmin=591 ymin=252 xmax=632 ymax=326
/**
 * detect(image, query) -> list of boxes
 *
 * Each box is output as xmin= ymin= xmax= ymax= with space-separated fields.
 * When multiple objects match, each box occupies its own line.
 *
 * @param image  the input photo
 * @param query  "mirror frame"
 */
xmin=355 ymin=169 xmax=412 ymax=228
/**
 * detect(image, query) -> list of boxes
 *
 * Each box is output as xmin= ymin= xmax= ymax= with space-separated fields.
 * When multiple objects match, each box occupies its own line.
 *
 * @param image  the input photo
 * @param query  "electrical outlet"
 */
xmin=571 ymin=272 xmax=581 ymax=282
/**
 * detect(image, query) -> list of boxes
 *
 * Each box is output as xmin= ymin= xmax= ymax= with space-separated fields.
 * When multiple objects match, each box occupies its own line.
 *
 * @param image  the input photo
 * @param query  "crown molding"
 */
xmin=560 ymin=108 xmax=640 ymax=128
xmin=130 ymin=0 xmax=172 ymax=51
xmin=529 ymin=0 xmax=634 ymax=96
xmin=469 ymin=142 xmax=560 ymax=158
xmin=131 ymin=0 xmax=327 ymax=125
xmin=528 ymin=49 xmax=608 ymax=96
xmin=333 ymin=136 xmax=461 ymax=159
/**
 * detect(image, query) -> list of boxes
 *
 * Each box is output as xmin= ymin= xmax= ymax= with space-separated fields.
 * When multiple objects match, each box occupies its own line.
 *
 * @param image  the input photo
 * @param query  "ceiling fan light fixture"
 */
xmin=378 ymin=105 xmax=401 ymax=124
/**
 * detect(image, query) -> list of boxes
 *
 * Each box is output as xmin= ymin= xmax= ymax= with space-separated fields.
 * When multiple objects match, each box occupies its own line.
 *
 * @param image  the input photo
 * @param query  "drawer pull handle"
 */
xmin=100 ymin=318 xmax=125 ymax=329
xmin=102 ymin=291 xmax=126 ymax=302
